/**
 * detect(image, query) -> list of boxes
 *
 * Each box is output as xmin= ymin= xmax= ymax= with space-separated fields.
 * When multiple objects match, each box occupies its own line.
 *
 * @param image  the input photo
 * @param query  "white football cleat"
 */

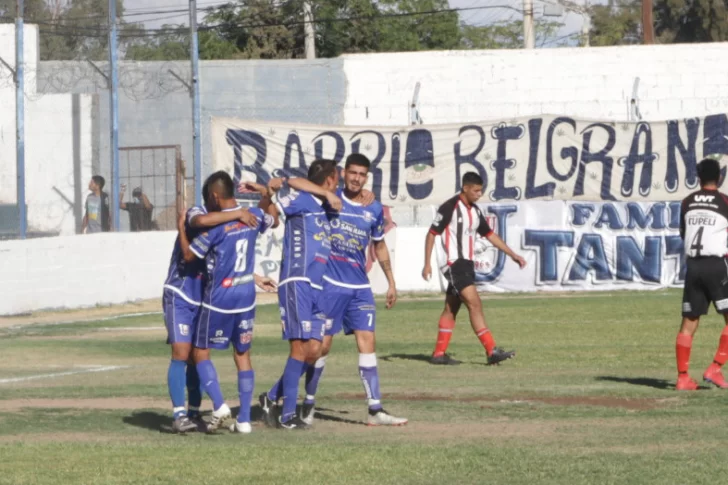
xmin=206 ymin=403 xmax=231 ymax=432
xmin=367 ymin=409 xmax=408 ymax=426
xmin=300 ymin=402 xmax=315 ymax=426
xmin=229 ymin=421 xmax=252 ymax=434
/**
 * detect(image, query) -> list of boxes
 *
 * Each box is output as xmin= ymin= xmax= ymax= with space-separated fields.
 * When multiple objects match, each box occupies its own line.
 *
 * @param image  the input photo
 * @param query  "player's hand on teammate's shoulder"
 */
xmin=359 ymin=189 xmax=376 ymax=206
xmin=512 ymin=254 xmax=527 ymax=269
xmin=254 ymin=274 xmax=278 ymax=292
xmin=267 ymin=177 xmax=285 ymax=194
xmin=237 ymin=208 xmax=259 ymax=228
xmin=326 ymin=191 xmax=343 ymax=212
xmin=238 ymin=181 xmax=267 ymax=196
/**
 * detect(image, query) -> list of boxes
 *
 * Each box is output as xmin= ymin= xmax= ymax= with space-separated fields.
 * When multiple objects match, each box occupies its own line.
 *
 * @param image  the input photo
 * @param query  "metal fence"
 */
xmin=0 ymin=25 xmax=345 ymax=240
xmin=118 ymin=145 xmax=188 ymax=232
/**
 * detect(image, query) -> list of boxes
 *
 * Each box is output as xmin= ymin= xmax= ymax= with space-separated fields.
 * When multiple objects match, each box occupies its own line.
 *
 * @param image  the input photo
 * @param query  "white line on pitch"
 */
xmin=0 ymin=365 xmax=130 ymax=385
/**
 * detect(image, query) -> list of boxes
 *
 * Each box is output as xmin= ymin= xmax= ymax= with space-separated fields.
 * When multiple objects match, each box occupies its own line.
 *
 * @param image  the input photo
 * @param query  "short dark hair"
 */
xmin=462 ymin=172 xmax=483 ymax=187
xmin=698 ymin=158 xmax=721 ymax=186
xmin=204 ymin=171 xmax=235 ymax=199
xmin=308 ymin=159 xmax=338 ymax=186
xmin=345 ymin=153 xmax=370 ymax=171
xmin=92 ymin=175 xmax=105 ymax=190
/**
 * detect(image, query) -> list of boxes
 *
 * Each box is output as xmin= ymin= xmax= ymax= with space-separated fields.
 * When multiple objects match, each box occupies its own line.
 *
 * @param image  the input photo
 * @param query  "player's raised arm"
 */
xmin=190 ymin=207 xmax=258 ymax=229
xmin=286 ymin=177 xmax=342 ymax=211
xmin=239 ymin=181 xmax=280 ymax=228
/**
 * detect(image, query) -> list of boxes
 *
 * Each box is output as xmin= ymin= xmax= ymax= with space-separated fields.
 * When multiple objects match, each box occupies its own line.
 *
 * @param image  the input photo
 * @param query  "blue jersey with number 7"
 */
xmin=189 ymin=207 xmax=273 ymax=313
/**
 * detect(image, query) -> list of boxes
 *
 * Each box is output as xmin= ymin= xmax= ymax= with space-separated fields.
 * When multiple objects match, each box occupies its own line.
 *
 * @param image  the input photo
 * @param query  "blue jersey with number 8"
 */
xmin=190 ymin=207 xmax=273 ymax=313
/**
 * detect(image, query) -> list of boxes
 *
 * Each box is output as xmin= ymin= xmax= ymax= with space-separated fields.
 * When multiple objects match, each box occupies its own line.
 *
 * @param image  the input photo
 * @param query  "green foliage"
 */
xmin=461 ymin=19 xmax=566 ymax=49
xmin=588 ymin=0 xmax=641 ymax=46
xmin=589 ymin=0 xmax=728 ymax=45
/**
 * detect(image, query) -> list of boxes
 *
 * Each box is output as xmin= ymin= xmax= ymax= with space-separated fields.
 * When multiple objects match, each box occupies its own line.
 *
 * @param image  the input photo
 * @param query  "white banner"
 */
xmin=435 ymin=201 xmax=686 ymax=292
xmin=212 ymin=115 xmax=728 ymax=207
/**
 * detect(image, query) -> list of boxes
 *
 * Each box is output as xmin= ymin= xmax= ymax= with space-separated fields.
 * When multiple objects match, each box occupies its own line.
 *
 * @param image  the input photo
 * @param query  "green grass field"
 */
xmin=1 ymin=290 xmax=727 ymax=485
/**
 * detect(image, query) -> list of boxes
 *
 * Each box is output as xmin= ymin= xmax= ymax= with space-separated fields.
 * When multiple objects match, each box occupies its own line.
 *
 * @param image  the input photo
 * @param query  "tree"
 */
xmin=376 ymin=0 xmax=461 ymax=52
xmin=195 ymin=0 xmax=462 ymax=59
xmin=308 ymin=0 xmax=383 ymax=58
xmin=460 ymin=19 xmax=566 ymax=49
xmin=655 ymin=0 xmax=728 ymax=43
xmin=0 ymin=0 xmax=138 ymax=60
xmin=589 ymin=0 xmax=728 ymax=45
xmin=124 ymin=24 xmax=240 ymax=61
xmin=588 ymin=0 xmax=641 ymax=46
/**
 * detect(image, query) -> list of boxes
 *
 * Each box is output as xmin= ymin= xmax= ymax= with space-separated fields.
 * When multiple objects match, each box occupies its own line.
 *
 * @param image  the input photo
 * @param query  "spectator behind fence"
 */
xmin=82 ymin=175 xmax=110 ymax=234
xmin=120 ymin=184 xmax=157 ymax=232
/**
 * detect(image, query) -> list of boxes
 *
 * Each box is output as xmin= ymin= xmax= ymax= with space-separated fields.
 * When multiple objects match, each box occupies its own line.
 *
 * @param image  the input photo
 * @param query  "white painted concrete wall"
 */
xmin=342 ymin=43 xmax=728 ymax=125
xmin=0 ymin=231 xmax=178 ymax=315
xmin=0 ymin=24 xmax=94 ymax=236
xmin=0 ymin=229 xmax=440 ymax=315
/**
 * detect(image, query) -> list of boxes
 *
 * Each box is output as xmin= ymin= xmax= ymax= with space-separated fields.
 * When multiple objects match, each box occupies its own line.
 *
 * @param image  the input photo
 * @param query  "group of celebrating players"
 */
xmin=162 ymin=155 xmax=411 ymax=433
xmin=160 ymin=148 xmax=532 ymax=433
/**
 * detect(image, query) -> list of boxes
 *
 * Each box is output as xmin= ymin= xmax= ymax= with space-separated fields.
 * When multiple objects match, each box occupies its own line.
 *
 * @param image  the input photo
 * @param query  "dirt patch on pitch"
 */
xmin=334 ymin=392 xmax=670 ymax=410
xmin=0 ymin=397 xmax=171 ymax=412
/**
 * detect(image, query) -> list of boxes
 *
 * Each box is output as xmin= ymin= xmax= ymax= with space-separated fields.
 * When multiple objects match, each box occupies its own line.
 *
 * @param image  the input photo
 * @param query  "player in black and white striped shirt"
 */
xmin=422 ymin=172 xmax=526 ymax=366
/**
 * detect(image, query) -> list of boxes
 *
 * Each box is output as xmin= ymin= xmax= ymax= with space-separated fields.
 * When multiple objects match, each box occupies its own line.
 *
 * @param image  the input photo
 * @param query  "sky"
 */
xmin=122 ymin=0 xmax=589 ymax=48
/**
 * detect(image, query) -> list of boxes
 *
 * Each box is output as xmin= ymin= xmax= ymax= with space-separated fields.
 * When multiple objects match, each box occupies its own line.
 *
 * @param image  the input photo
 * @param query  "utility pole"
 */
xmin=189 ymin=0 xmax=202 ymax=206
xmin=523 ymin=0 xmax=535 ymax=49
xmin=582 ymin=0 xmax=590 ymax=47
xmin=303 ymin=1 xmax=316 ymax=59
xmin=16 ymin=0 xmax=26 ymax=239
xmin=641 ymin=0 xmax=654 ymax=44
xmin=108 ymin=0 xmax=120 ymax=232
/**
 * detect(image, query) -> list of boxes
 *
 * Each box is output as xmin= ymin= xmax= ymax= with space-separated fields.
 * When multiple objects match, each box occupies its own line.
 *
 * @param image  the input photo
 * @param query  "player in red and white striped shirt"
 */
xmin=422 ymin=172 xmax=526 ymax=365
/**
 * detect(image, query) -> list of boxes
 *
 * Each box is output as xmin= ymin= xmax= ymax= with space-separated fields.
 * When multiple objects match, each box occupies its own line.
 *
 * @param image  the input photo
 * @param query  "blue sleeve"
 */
xmin=275 ymin=191 xmax=307 ymax=218
xmin=186 ymin=206 xmax=206 ymax=226
xmin=190 ymin=225 xmax=222 ymax=259
xmin=371 ymin=204 xmax=385 ymax=241
xmin=249 ymin=207 xmax=274 ymax=234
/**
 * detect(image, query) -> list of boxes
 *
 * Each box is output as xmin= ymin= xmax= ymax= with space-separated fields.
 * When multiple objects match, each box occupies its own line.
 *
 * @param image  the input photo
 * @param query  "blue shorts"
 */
xmin=163 ymin=289 xmax=200 ymax=345
xmin=278 ymin=281 xmax=327 ymax=341
xmin=194 ymin=307 xmax=255 ymax=353
xmin=318 ymin=281 xmax=376 ymax=337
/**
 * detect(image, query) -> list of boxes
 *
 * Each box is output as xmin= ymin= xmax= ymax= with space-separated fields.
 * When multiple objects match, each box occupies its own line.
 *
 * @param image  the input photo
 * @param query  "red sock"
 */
xmin=713 ymin=327 xmax=728 ymax=366
xmin=433 ymin=317 xmax=455 ymax=357
xmin=676 ymin=333 xmax=693 ymax=374
xmin=477 ymin=329 xmax=495 ymax=356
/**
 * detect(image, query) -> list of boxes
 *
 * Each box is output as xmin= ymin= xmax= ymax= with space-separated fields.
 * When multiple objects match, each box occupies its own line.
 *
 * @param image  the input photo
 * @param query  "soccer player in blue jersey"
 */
xmin=284 ymin=154 xmax=407 ymax=426
xmin=178 ymin=171 xmax=278 ymax=434
xmin=259 ymin=159 xmax=342 ymax=430
xmin=163 ymin=183 xmax=260 ymax=434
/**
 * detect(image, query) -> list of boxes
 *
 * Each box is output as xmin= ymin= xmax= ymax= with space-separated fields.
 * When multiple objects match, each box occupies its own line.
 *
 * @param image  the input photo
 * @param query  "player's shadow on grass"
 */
xmin=123 ymin=411 xmax=171 ymax=432
xmin=595 ymin=376 xmax=676 ymax=390
xmin=380 ymin=353 xmax=433 ymax=363
xmin=312 ymin=407 xmax=363 ymax=426
xmin=123 ymin=406 xmax=269 ymax=432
